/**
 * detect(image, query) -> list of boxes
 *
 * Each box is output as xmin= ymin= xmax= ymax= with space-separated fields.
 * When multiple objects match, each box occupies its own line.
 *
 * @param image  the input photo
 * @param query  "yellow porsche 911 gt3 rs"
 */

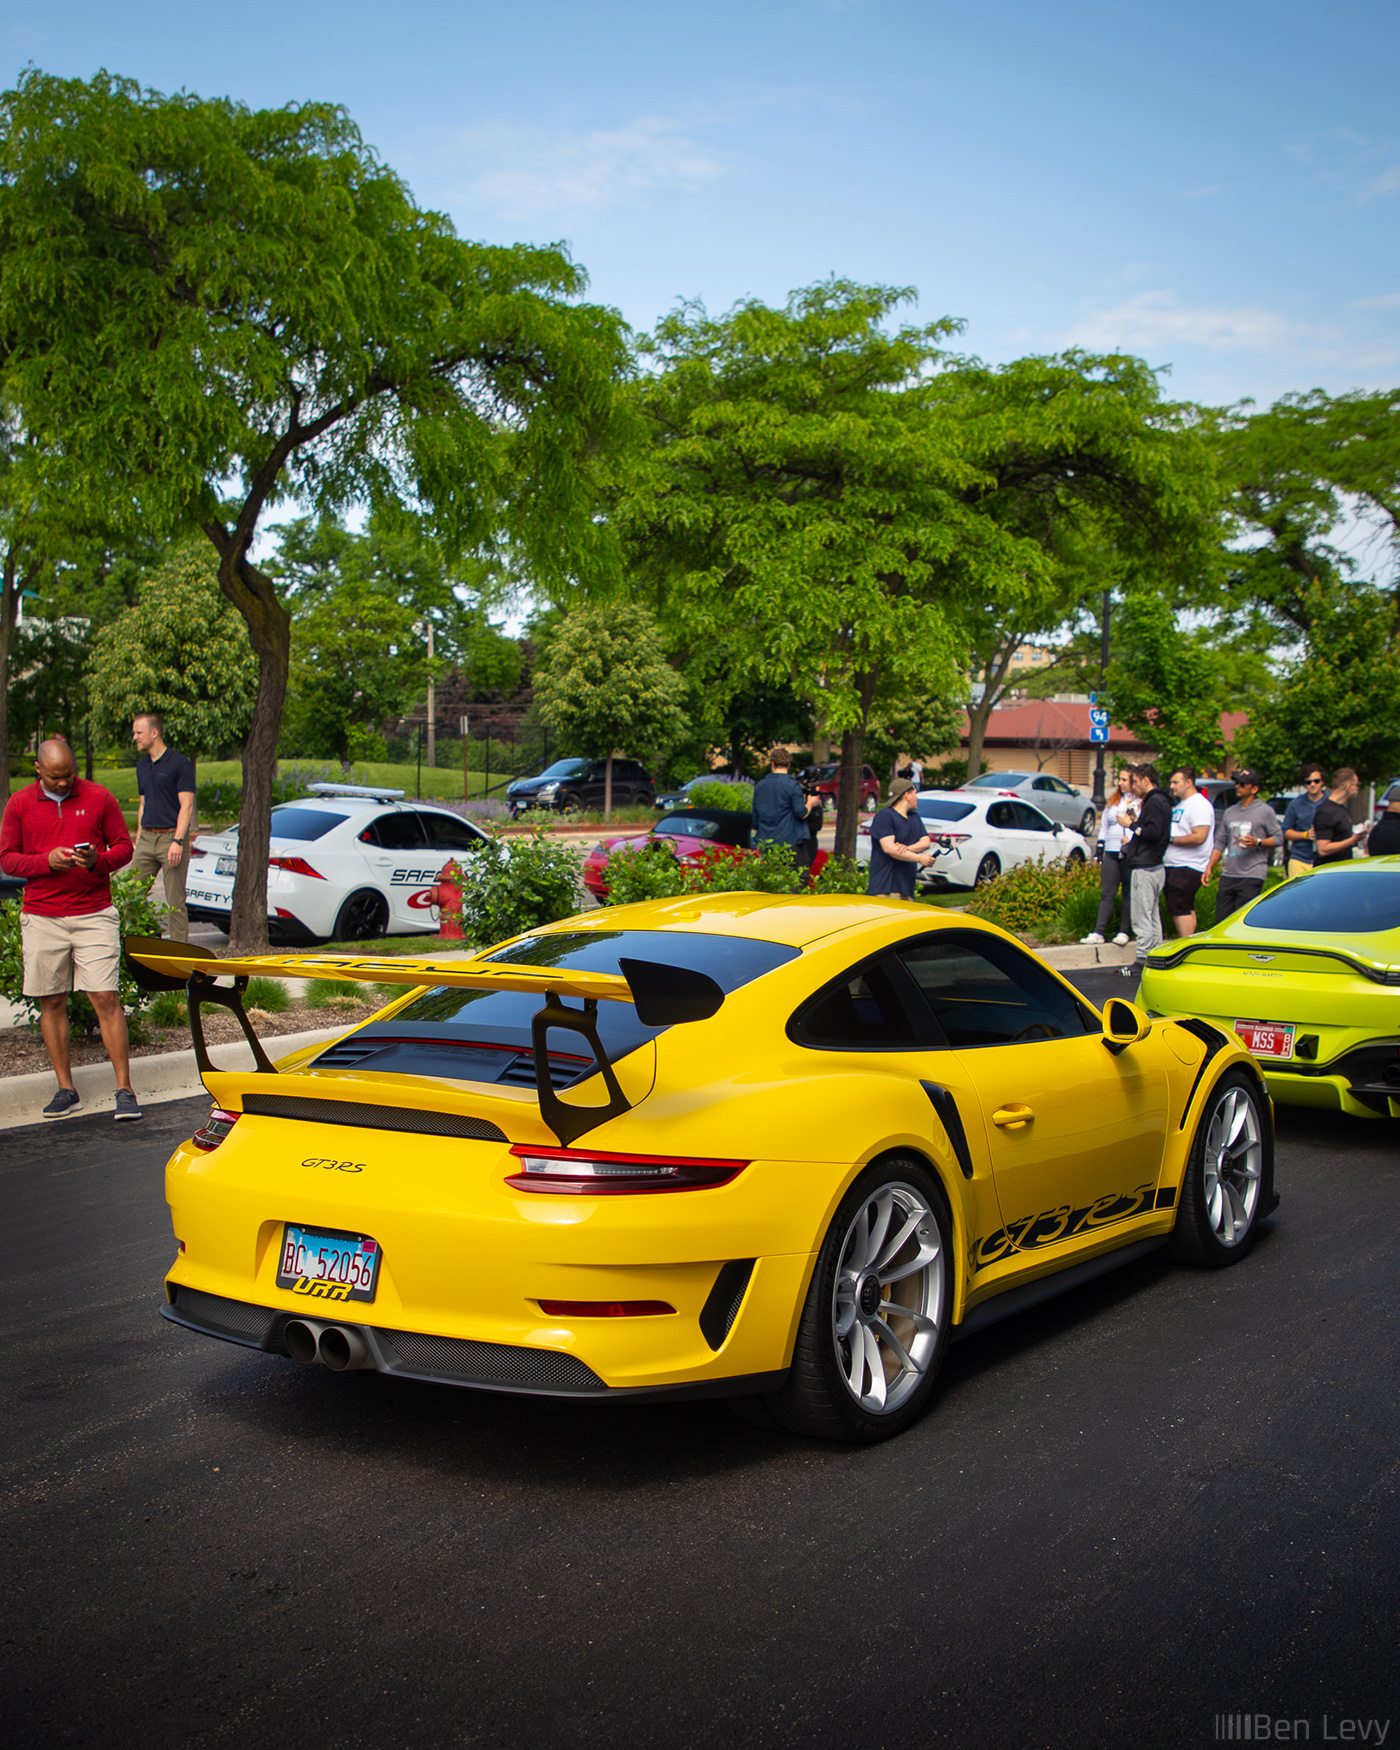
xmin=129 ymin=894 xmax=1277 ymax=1444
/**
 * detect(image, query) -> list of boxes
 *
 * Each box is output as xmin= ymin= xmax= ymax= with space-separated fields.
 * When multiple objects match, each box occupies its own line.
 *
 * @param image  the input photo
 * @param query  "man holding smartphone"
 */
xmin=0 ymin=739 xmax=139 ymax=1120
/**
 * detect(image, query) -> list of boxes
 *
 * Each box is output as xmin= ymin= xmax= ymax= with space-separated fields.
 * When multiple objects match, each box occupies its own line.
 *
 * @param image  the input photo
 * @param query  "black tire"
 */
xmin=729 ymin=1155 xmax=952 ymax=1443
xmin=975 ymin=853 xmax=1000 ymax=886
xmin=557 ymin=791 xmax=584 ymax=815
xmin=1079 ymin=808 xmax=1096 ymax=838
xmin=332 ymin=889 xmax=389 ymax=942
xmin=1170 ymin=1068 xmax=1273 ymax=1267
xmin=1068 ymin=848 xmax=1086 ymax=866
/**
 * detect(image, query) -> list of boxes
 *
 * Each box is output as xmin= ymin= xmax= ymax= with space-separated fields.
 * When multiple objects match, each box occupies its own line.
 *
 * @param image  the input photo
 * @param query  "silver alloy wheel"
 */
xmin=1203 ymin=1083 xmax=1263 ymax=1245
xmin=831 ymin=1182 xmax=944 ymax=1415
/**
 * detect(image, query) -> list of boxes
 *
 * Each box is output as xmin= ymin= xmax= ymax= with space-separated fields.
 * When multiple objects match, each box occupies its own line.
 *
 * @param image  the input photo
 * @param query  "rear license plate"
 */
xmin=1234 ymin=1020 xmax=1295 ymax=1060
xmin=216 ymin=856 xmax=238 ymax=876
xmin=276 ymin=1224 xmax=381 ymax=1303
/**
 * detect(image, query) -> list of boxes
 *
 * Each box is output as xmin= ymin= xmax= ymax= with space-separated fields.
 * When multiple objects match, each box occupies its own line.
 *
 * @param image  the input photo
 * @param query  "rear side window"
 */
xmin=790 ymin=959 xmax=917 ymax=1049
xmin=267 ymin=807 xmax=348 ymax=842
xmin=898 ymin=935 xmax=1089 ymax=1048
xmin=1241 ymin=871 xmax=1400 ymax=934
xmin=363 ymin=812 xmax=428 ymax=850
xmin=987 ymin=802 xmax=1017 ymax=828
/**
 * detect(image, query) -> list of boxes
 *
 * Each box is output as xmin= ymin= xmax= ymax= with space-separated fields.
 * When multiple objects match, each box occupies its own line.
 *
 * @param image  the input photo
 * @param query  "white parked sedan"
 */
xmin=185 ymin=785 xmax=492 ymax=942
xmin=856 ymin=793 xmax=1092 ymax=891
xmin=958 ymin=770 xmax=1098 ymax=839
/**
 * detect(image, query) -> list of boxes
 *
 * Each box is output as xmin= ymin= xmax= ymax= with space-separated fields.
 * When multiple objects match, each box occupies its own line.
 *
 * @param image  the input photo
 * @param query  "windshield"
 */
xmin=654 ymin=813 xmax=724 ymax=841
xmin=918 ymin=800 xmax=975 ymax=823
xmin=266 ymin=807 xmax=348 ymax=842
xmin=807 ymin=764 xmax=839 ymax=781
xmin=966 ymin=773 xmax=1029 ymax=789
xmin=535 ymin=759 xmax=587 ymax=779
xmin=1241 ymin=871 xmax=1400 ymax=935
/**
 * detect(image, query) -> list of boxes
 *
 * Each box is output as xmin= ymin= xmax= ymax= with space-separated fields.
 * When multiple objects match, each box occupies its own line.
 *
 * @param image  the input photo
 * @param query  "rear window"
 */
xmin=967 ymin=773 xmax=1029 ymax=788
xmin=1241 ymin=871 xmax=1400 ymax=934
xmin=917 ymin=800 xmax=975 ymax=823
xmin=381 ymin=929 xmax=799 ymax=1069
xmin=266 ymin=807 xmax=347 ymax=842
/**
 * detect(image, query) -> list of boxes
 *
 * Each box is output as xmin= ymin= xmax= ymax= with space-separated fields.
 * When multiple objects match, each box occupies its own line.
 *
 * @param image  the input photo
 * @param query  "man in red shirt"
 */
xmin=0 ymin=739 xmax=140 ymax=1119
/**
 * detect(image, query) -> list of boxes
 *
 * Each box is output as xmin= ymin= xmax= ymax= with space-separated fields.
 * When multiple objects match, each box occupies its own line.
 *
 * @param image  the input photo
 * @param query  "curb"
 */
xmin=0 ymin=1025 xmax=346 ymax=1132
xmin=1035 ymin=942 xmax=1137 ymax=969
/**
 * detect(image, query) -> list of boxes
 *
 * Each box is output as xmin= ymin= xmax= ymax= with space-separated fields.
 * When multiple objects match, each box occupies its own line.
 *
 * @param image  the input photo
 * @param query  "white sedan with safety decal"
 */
xmin=185 ymin=785 xmax=491 ymax=942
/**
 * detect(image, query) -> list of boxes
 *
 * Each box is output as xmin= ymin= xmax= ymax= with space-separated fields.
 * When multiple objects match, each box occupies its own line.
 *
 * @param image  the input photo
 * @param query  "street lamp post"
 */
xmin=1093 ymin=590 xmax=1110 ymax=807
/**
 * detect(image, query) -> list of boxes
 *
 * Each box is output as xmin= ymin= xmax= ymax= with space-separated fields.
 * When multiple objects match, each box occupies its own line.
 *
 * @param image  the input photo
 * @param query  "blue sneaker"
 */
xmin=114 ymin=1088 xmax=143 ymax=1122
xmin=42 ymin=1087 xmax=82 ymax=1119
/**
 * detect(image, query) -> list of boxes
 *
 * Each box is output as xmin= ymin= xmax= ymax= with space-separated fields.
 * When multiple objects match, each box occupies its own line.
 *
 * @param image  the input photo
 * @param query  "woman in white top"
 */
xmin=1082 ymin=768 xmax=1136 ymax=945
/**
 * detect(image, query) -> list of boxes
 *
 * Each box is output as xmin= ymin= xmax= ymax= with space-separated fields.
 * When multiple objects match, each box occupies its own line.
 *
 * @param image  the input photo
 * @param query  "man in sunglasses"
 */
xmin=1281 ymin=765 xmax=1327 ymax=879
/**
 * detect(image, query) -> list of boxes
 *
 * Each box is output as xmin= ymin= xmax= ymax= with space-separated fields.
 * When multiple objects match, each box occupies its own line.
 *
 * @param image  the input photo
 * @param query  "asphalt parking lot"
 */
xmin=3 ymin=1029 xmax=1398 ymax=1748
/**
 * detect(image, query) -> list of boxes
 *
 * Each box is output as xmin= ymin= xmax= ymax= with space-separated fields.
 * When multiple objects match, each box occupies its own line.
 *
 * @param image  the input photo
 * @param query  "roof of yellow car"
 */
xmin=536 ymin=892 xmax=949 ymax=948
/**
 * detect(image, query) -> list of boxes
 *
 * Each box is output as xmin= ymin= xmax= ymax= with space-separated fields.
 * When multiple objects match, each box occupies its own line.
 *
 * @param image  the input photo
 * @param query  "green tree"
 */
xmin=1232 ymin=581 xmax=1400 ymax=787
xmin=533 ymin=604 xmax=688 ymax=814
xmin=0 ymin=70 xmax=632 ymax=947
xmin=84 ymin=545 xmax=259 ymax=755
xmin=617 ymin=282 xmax=1219 ymax=855
xmin=1102 ymin=594 xmax=1231 ymax=775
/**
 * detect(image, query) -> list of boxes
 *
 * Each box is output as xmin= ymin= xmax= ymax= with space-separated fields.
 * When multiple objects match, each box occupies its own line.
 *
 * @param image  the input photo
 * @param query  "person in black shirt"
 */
xmin=751 ymin=748 xmax=817 ymax=869
xmin=1311 ymin=767 xmax=1364 ymax=866
xmin=867 ymin=779 xmax=934 ymax=898
xmin=1121 ymin=764 xmax=1172 ymax=976
xmin=132 ymin=712 xmax=197 ymax=940
xmin=1367 ymin=797 xmax=1400 ymax=858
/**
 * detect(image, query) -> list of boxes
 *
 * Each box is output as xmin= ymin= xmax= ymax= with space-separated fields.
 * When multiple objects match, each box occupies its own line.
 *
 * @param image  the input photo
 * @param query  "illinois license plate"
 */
xmin=1234 ymin=1019 xmax=1295 ymax=1060
xmin=276 ymin=1224 xmax=381 ymax=1303
xmin=216 ymin=855 xmax=238 ymax=876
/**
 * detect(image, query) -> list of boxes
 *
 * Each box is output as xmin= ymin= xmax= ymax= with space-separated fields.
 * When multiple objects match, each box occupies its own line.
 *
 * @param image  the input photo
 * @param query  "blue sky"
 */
xmin=6 ymin=0 xmax=1399 ymax=410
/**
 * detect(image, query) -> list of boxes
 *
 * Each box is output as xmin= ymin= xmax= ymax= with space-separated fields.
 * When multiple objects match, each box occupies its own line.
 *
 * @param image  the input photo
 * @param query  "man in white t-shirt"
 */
xmin=1164 ymin=766 xmax=1215 ymax=937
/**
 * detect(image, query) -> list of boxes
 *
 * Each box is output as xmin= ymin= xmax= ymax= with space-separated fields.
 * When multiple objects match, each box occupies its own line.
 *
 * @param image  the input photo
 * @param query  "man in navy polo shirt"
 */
xmin=867 ymin=778 xmax=935 ymax=898
xmin=132 ymin=712 xmax=197 ymax=940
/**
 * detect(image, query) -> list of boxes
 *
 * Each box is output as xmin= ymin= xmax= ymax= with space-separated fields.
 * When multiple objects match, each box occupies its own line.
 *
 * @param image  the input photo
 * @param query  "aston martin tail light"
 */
xmin=506 ymin=1145 xmax=748 ymax=1195
xmin=192 ymin=1107 xmax=240 ymax=1151
xmin=269 ymin=856 xmax=324 ymax=879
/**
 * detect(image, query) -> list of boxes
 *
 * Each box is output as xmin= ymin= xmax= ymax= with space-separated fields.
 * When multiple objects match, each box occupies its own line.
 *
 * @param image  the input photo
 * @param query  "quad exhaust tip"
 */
xmin=283 ymin=1318 xmax=373 ymax=1370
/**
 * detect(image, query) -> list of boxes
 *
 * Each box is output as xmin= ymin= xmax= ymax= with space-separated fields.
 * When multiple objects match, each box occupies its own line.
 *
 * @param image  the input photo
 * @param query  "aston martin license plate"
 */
xmin=275 ymin=1224 xmax=381 ymax=1303
xmin=1234 ymin=1020 xmax=1295 ymax=1060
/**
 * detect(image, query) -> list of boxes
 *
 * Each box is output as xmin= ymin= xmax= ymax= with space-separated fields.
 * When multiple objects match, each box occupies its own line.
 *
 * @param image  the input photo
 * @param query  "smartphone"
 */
xmin=72 ymin=842 xmax=92 ymax=853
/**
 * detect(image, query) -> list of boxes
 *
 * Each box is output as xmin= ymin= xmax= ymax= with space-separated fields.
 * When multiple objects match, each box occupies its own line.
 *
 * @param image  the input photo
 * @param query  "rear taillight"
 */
xmin=192 ymin=1107 xmax=239 ymax=1151
xmin=537 ymin=1299 xmax=676 ymax=1317
xmin=506 ymin=1144 xmax=747 ymax=1194
xmin=269 ymin=856 xmax=324 ymax=878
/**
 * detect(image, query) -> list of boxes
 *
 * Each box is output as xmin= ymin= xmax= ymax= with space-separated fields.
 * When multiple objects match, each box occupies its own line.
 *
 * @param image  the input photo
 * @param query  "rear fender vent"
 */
xmin=241 ymin=1093 xmax=507 ymax=1143
xmin=699 ymin=1260 xmax=755 ymax=1350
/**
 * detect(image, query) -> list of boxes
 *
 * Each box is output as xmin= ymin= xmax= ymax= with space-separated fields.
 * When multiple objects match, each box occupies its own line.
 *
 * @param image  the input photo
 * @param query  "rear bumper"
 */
xmin=162 ymin=1285 xmax=788 ymax=1402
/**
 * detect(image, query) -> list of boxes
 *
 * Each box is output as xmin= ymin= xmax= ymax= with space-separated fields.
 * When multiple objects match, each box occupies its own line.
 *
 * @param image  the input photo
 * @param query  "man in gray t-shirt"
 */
xmin=1207 ymin=768 xmax=1280 ymax=922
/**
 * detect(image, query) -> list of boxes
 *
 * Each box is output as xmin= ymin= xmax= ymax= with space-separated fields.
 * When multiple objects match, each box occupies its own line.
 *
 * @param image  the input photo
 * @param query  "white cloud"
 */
xmin=1360 ymin=164 xmax=1400 ymax=202
xmin=1064 ymin=290 xmax=1332 ymax=355
xmin=448 ymin=116 xmax=727 ymax=217
xmin=1349 ymin=292 xmax=1400 ymax=309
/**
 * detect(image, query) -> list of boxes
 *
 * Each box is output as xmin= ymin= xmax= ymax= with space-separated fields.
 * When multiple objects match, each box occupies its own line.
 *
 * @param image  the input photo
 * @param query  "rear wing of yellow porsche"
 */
xmin=122 ymin=937 xmax=723 ymax=1145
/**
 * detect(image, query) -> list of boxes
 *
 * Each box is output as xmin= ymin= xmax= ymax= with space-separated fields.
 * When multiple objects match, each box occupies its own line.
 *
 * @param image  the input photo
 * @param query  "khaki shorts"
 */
xmin=20 ymin=907 xmax=121 ymax=997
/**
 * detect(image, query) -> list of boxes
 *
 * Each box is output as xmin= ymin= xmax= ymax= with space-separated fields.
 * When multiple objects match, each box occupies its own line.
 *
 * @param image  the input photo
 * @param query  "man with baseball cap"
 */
xmin=1207 ymin=768 xmax=1280 ymax=923
xmin=867 ymin=778 xmax=935 ymax=899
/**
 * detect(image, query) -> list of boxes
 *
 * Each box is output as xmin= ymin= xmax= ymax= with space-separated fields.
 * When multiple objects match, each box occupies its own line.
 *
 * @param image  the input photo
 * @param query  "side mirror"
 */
xmin=1052 ymin=822 xmax=1062 ymax=835
xmin=1103 ymin=998 xmax=1152 ymax=1055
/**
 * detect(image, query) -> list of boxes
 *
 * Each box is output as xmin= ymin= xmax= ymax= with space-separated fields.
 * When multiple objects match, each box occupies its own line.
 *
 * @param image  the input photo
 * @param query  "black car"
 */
xmin=505 ymin=757 xmax=655 ymax=816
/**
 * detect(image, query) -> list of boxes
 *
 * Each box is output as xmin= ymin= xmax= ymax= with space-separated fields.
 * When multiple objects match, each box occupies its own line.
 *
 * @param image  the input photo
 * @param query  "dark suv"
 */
xmin=506 ymin=757 xmax=655 ymax=816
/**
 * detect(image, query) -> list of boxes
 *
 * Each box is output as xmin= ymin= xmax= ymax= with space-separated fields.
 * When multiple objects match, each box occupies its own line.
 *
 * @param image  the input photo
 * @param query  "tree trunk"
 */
xmin=604 ymin=752 xmax=613 ymax=820
xmin=835 ymin=722 xmax=866 ymax=860
xmin=209 ymin=538 xmax=292 ymax=954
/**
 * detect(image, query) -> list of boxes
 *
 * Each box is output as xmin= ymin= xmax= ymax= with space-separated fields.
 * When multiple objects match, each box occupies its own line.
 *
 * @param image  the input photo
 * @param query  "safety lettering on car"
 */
xmin=389 ymin=868 xmax=441 ymax=885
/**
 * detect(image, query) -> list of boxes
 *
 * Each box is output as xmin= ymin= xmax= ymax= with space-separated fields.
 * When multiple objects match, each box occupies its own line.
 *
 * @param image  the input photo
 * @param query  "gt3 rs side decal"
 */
xmin=969 ymin=1180 xmax=1163 ymax=1274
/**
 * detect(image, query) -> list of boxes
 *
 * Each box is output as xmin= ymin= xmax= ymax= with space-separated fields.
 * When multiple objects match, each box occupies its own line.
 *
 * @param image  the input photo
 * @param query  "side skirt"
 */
xmin=952 ymin=1236 xmax=1170 ymax=1341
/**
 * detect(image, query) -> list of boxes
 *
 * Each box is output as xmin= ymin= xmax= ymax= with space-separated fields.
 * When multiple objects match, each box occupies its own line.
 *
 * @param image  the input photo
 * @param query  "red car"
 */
xmin=802 ymin=762 xmax=881 ymax=814
xmin=582 ymin=807 xmax=826 ymax=901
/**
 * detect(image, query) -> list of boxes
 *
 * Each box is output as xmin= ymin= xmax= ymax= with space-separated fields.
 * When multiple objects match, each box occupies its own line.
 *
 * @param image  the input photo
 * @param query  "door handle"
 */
xmin=991 ymin=1104 xmax=1035 ymax=1129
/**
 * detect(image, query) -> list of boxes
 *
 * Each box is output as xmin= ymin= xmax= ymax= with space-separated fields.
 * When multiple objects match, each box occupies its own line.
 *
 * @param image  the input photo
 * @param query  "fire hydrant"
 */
xmin=435 ymin=858 xmax=464 ymax=940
